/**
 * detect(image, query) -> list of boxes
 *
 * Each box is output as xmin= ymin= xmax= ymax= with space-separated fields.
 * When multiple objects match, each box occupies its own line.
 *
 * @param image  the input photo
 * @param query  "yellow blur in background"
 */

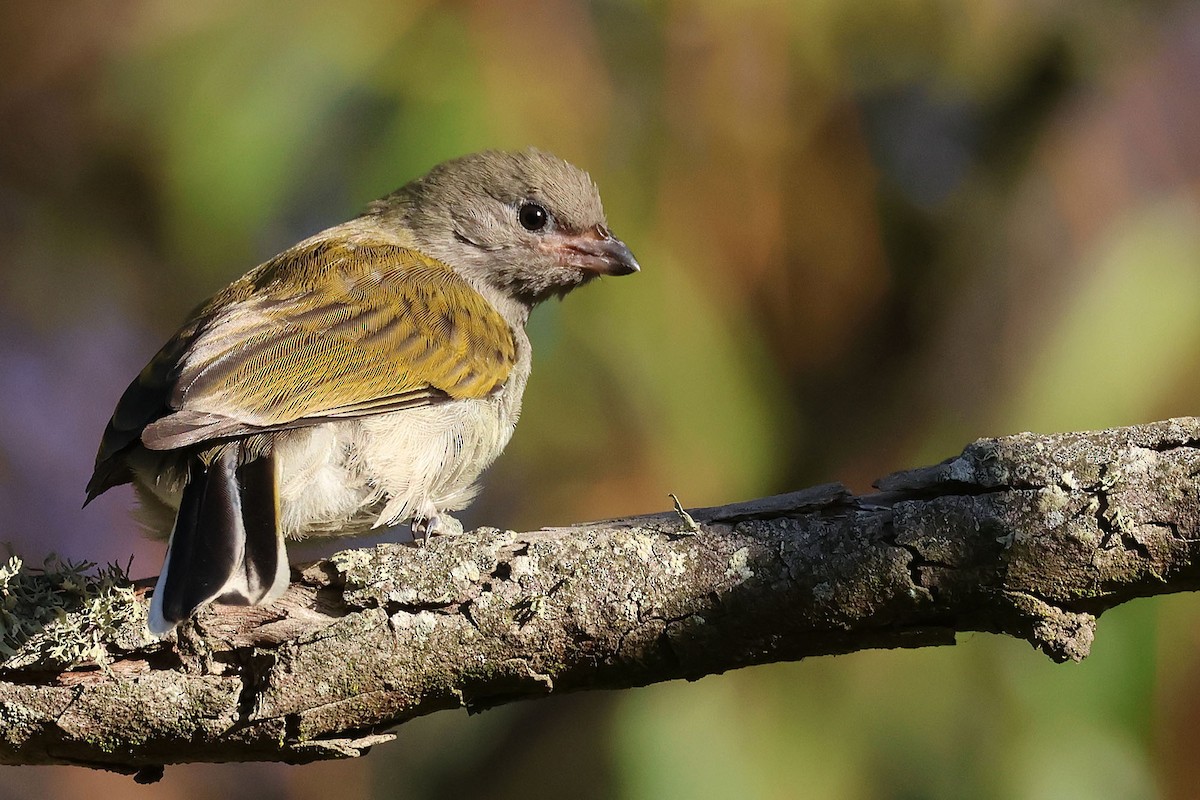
xmin=2 ymin=1 xmax=1200 ymax=798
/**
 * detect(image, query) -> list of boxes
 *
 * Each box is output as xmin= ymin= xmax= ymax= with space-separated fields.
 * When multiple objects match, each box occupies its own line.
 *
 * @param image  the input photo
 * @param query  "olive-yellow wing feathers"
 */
xmin=86 ymin=239 xmax=515 ymax=499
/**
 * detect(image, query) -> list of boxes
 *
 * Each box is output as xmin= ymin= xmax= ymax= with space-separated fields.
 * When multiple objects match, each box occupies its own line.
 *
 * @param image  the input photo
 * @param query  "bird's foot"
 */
xmin=411 ymin=512 xmax=464 ymax=545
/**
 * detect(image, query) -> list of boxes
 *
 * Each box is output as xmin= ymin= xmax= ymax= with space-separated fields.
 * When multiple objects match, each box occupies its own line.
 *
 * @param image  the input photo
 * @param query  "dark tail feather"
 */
xmin=148 ymin=447 xmax=289 ymax=636
xmin=220 ymin=453 xmax=289 ymax=605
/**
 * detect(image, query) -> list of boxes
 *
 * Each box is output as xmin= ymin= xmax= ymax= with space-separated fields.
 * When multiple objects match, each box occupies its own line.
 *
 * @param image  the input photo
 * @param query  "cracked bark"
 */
xmin=6 ymin=417 xmax=1200 ymax=777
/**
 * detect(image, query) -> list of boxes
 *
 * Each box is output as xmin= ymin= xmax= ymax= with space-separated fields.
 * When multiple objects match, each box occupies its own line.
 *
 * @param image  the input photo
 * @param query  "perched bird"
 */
xmin=85 ymin=148 xmax=639 ymax=635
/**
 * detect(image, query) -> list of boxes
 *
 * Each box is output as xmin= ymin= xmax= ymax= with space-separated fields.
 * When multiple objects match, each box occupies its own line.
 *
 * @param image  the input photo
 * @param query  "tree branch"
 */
xmin=5 ymin=417 xmax=1200 ymax=776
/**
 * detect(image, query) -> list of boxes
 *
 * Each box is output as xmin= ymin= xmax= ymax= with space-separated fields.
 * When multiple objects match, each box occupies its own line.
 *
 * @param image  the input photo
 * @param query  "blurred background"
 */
xmin=3 ymin=0 xmax=1200 ymax=797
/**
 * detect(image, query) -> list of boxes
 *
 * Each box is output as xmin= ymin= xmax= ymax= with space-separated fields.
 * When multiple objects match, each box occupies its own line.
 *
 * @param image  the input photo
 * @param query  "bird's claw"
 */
xmin=411 ymin=513 xmax=464 ymax=545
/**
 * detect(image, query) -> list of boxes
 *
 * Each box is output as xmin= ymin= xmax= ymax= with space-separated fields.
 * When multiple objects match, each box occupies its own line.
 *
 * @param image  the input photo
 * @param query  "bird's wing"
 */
xmin=86 ymin=238 xmax=515 ymax=500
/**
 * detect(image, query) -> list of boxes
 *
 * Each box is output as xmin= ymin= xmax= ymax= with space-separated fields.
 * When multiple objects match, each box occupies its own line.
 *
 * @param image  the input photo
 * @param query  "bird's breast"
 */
xmin=274 ymin=365 xmax=528 ymax=538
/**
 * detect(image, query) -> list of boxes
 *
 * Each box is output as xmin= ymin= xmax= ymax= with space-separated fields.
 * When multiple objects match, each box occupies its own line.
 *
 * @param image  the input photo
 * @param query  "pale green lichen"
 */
xmin=0 ymin=551 xmax=142 ymax=670
xmin=725 ymin=547 xmax=754 ymax=581
xmin=618 ymin=533 xmax=657 ymax=562
xmin=330 ymin=548 xmax=374 ymax=583
xmin=663 ymin=550 xmax=689 ymax=577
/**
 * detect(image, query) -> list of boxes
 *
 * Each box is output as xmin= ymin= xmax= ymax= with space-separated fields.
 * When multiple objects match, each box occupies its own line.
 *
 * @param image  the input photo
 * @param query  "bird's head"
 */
xmin=375 ymin=148 xmax=639 ymax=308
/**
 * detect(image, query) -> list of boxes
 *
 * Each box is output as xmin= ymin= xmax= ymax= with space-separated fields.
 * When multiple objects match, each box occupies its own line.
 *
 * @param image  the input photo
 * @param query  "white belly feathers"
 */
xmin=274 ymin=393 xmax=519 ymax=538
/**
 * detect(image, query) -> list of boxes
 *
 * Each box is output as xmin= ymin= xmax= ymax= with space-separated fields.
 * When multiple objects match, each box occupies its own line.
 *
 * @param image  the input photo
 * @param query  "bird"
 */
xmin=85 ymin=148 xmax=640 ymax=636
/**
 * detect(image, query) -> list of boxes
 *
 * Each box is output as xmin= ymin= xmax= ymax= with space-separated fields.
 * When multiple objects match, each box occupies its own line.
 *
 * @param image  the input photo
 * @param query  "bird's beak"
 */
xmin=555 ymin=225 xmax=641 ymax=276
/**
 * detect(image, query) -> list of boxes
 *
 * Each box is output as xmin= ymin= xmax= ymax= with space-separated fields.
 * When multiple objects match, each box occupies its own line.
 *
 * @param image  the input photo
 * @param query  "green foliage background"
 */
xmin=2 ymin=1 xmax=1200 ymax=797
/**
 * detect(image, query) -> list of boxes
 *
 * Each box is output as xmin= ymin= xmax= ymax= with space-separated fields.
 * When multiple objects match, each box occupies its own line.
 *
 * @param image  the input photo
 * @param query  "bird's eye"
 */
xmin=518 ymin=202 xmax=550 ymax=232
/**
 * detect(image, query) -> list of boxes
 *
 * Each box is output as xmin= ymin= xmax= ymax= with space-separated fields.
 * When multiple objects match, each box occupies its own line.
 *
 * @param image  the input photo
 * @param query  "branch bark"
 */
xmin=6 ymin=417 xmax=1200 ymax=776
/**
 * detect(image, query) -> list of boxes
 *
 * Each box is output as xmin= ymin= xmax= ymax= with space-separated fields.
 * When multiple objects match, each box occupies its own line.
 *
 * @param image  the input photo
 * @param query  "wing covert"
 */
xmin=89 ymin=238 xmax=516 ymax=493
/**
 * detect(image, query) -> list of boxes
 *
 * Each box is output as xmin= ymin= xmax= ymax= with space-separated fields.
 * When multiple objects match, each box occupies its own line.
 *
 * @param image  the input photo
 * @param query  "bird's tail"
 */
xmin=148 ymin=445 xmax=289 ymax=636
